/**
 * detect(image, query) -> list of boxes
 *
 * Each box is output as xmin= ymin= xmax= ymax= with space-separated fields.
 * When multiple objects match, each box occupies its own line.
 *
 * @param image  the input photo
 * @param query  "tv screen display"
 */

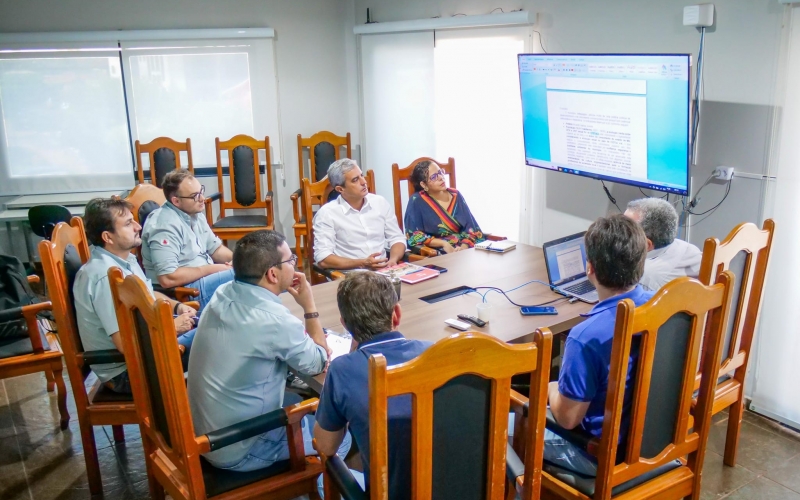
xmin=517 ymin=54 xmax=691 ymax=195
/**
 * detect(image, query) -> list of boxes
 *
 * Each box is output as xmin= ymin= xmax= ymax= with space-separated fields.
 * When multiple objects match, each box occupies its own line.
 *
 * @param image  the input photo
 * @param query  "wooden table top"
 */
xmin=281 ymin=243 xmax=591 ymax=346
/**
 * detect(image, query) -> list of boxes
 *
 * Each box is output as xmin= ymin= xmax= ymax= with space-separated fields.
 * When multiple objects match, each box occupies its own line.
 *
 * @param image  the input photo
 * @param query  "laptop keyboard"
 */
xmin=564 ymin=280 xmax=596 ymax=296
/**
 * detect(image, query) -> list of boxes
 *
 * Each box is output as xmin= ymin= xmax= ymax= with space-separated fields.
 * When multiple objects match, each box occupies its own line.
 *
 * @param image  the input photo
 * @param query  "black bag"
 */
xmin=0 ymin=253 xmax=40 ymax=339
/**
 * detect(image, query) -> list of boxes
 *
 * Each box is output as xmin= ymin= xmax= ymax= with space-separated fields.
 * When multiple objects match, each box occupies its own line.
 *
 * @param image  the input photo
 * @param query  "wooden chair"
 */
xmin=302 ymin=171 xmax=376 ymax=285
xmin=534 ymin=274 xmax=734 ymax=500
xmin=205 ymin=135 xmax=274 ymax=241
xmin=108 ymin=269 xmax=323 ymax=500
xmin=320 ymin=330 xmax=552 ymax=500
xmin=0 ymin=261 xmax=67 ymax=428
xmin=292 ymin=132 xmax=351 ymax=267
xmin=135 ymin=137 xmax=194 ymax=187
xmin=391 ymin=157 xmax=504 ymax=255
xmin=38 ymin=217 xmax=135 ymax=495
xmin=696 ymin=219 xmax=775 ymax=467
xmin=121 ymin=188 xmax=199 ymax=304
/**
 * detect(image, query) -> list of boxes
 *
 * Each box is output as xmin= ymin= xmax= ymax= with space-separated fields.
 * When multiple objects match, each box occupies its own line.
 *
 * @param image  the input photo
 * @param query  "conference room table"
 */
xmin=281 ymin=243 xmax=593 ymax=392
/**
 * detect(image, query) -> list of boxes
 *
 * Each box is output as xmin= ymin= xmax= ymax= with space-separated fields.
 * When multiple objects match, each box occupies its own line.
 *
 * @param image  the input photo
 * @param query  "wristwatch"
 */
xmin=303 ymin=311 xmax=320 ymax=319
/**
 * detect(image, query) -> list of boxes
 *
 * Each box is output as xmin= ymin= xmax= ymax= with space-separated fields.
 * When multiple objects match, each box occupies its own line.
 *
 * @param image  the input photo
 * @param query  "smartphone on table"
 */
xmin=520 ymin=306 xmax=558 ymax=316
xmin=423 ymin=264 xmax=448 ymax=273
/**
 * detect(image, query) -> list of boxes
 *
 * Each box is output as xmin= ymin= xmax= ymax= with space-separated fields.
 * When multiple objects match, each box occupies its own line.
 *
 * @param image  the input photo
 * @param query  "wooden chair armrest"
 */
xmin=204 ymin=192 xmax=221 ymax=225
xmin=205 ymin=192 xmax=222 ymax=202
xmin=199 ymin=405 xmax=293 ymax=454
xmin=313 ymin=264 xmax=345 ymax=281
xmin=0 ymin=302 xmax=53 ymax=353
xmin=153 ymin=284 xmax=200 ymax=302
xmin=291 ymin=188 xmax=303 ymax=223
xmin=506 ymin=443 xmax=525 ymax=484
xmin=285 ymin=397 xmax=319 ymax=424
xmin=183 ymin=301 xmax=200 ymax=311
xmin=486 ymin=234 xmax=507 ymax=241
xmin=265 ymin=190 xmax=273 ymax=203
xmin=27 ymin=275 xmax=40 ymax=284
xmin=324 ymin=453 xmax=368 ymax=500
xmin=81 ymin=349 xmax=126 ymax=366
xmin=510 ymin=388 xmax=529 ymax=411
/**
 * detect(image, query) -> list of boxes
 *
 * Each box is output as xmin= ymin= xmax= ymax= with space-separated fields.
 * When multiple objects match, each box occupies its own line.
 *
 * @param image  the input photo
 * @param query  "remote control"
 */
xmin=457 ymin=314 xmax=486 ymax=327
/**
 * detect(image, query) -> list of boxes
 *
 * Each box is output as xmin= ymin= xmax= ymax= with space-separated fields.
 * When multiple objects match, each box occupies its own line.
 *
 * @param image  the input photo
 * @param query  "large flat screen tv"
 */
xmin=517 ymin=54 xmax=691 ymax=195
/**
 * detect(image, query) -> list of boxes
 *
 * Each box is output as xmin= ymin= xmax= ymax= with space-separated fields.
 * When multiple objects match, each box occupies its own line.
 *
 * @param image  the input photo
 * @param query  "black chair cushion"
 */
xmin=28 ymin=205 xmax=72 ymax=239
xmin=91 ymin=382 xmax=135 ymax=404
xmin=0 ymin=330 xmax=51 ymax=359
xmin=212 ymin=215 xmax=269 ymax=229
xmin=200 ymin=456 xmax=291 ymax=497
xmin=543 ymin=459 xmax=682 ymax=497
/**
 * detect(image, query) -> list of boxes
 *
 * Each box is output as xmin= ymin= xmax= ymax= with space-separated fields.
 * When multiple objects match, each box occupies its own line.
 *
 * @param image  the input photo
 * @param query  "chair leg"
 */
xmin=44 ymin=368 xmax=55 ymax=392
xmin=295 ymin=233 xmax=304 ymax=269
xmin=112 ymin=425 xmax=125 ymax=443
xmin=143 ymin=436 xmax=166 ymax=500
xmin=79 ymin=422 xmax=104 ymax=495
xmin=724 ymin=398 xmax=745 ymax=467
xmin=51 ymin=364 xmax=69 ymax=429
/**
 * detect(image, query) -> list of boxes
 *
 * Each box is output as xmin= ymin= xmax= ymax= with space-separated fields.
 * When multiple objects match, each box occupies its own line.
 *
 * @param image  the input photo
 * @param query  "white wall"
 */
xmin=0 ymin=0 xmax=354 ymax=254
xmin=349 ymin=0 xmax=787 ymax=245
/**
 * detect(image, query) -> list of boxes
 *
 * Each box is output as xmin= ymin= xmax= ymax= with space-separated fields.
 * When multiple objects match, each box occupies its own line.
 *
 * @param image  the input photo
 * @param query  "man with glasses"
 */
xmin=188 ymin=230 xmax=350 ymax=472
xmin=141 ymin=169 xmax=234 ymax=309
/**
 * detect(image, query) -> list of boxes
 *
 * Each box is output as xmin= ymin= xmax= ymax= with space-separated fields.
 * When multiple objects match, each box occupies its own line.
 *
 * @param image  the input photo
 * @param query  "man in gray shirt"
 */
xmin=188 ymin=230 xmax=350 ymax=471
xmin=73 ymin=198 xmax=197 ymax=393
xmin=141 ymin=169 xmax=234 ymax=309
xmin=625 ymin=198 xmax=702 ymax=292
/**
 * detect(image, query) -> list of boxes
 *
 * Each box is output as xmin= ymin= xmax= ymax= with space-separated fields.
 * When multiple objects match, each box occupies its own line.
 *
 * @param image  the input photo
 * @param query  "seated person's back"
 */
xmin=313 ymin=158 xmax=406 ymax=271
xmin=547 ymin=214 xmax=653 ymax=476
xmin=73 ymin=198 xmax=197 ymax=394
xmin=188 ymin=230 xmax=348 ymax=471
xmin=141 ymin=169 xmax=234 ymax=308
xmin=625 ymin=198 xmax=701 ymax=291
xmin=314 ymin=272 xmax=431 ymax=500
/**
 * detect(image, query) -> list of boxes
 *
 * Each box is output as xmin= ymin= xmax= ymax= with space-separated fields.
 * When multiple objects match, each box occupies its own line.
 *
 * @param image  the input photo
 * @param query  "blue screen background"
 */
xmin=519 ymin=55 xmax=690 ymax=191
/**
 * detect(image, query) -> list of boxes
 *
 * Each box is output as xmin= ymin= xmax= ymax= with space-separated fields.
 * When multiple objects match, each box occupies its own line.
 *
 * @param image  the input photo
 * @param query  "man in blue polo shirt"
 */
xmin=314 ymin=272 xmax=431 ymax=500
xmin=547 ymin=214 xmax=652 ymax=476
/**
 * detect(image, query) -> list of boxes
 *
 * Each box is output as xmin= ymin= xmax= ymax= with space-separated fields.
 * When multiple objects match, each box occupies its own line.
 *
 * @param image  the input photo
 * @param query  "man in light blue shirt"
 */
xmin=73 ymin=198 xmax=197 ymax=394
xmin=141 ymin=169 xmax=234 ymax=309
xmin=188 ymin=230 xmax=350 ymax=471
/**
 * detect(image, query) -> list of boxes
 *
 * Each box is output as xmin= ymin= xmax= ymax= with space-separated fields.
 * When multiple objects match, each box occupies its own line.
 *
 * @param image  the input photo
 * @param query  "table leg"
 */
xmin=4 ymin=221 xmax=13 ymax=255
xmin=22 ymin=221 xmax=34 ymax=266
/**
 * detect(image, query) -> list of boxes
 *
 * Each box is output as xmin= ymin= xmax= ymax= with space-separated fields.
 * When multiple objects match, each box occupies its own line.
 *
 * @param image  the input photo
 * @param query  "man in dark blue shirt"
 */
xmin=314 ymin=272 xmax=431 ymax=500
xmin=547 ymin=214 xmax=653 ymax=476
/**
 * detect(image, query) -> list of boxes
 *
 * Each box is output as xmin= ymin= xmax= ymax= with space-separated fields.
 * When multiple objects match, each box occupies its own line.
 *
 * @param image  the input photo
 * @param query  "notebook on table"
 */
xmin=475 ymin=240 xmax=516 ymax=253
xmin=542 ymin=232 xmax=598 ymax=304
xmin=377 ymin=262 xmax=440 ymax=284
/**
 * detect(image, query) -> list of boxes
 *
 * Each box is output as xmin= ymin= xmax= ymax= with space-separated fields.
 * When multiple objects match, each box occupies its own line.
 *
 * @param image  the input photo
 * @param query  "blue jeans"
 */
xmin=543 ymin=428 xmax=598 ymax=477
xmin=223 ymin=394 xmax=352 ymax=473
xmin=187 ymin=268 xmax=235 ymax=310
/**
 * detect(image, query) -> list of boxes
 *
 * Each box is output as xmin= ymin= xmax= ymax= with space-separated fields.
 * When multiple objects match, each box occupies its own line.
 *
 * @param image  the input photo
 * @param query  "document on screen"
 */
xmin=546 ymin=80 xmax=648 ymax=179
xmin=556 ymin=246 xmax=585 ymax=279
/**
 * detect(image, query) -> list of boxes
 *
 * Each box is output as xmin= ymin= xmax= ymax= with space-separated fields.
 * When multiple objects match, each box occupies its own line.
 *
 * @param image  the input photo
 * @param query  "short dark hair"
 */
xmin=232 ymin=230 xmax=287 ymax=285
xmin=83 ymin=198 xmax=134 ymax=247
xmin=409 ymin=160 xmax=431 ymax=193
xmin=162 ymin=169 xmax=195 ymax=202
xmin=585 ymin=214 xmax=647 ymax=290
xmin=337 ymin=272 xmax=397 ymax=343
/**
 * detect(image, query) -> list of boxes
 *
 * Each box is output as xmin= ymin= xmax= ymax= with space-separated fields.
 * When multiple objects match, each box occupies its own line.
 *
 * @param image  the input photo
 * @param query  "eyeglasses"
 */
xmin=176 ymin=185 xmax=205 ymax=202
xmin=278 ymin=254 xmax=298 ymax=268
xmin=429 ymin=171 xmax=444 ymax=182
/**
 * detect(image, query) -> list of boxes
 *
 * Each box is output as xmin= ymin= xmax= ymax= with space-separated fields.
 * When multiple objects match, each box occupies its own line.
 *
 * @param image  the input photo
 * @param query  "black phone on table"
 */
xmin=423 ymin=264 xmax=448 ymax=273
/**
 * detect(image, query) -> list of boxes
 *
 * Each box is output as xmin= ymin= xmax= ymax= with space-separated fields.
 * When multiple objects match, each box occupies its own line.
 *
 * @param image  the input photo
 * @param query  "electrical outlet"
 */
xmin=712 ymin=167 xmax=734 ymax=181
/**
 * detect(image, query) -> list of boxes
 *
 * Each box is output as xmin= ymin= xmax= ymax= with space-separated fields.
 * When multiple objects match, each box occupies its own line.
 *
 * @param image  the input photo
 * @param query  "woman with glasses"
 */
xmin=404 ymin=160 xmax=485 ymax=254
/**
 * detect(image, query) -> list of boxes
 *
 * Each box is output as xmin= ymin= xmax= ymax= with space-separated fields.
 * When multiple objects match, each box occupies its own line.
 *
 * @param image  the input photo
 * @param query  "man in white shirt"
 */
xmin=624 ymin=197 xmax=702 ymax=292
xmin=313 ymin=158 xmax=406 ymax=270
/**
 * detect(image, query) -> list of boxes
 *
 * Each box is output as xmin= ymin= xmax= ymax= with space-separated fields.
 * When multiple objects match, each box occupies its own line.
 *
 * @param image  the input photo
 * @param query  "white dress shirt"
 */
xmin=640 ymin=238 xmax=702 ymax=292
xmin=312 ymin=193 xmax=406 ymax=264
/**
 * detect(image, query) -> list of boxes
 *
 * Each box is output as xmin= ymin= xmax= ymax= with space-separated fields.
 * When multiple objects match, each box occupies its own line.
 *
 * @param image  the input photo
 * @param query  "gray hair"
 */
xmin=327 ymin=158 xmax=359 ymax=188
xmin=626 ymin=198 xmax=678 ymax=249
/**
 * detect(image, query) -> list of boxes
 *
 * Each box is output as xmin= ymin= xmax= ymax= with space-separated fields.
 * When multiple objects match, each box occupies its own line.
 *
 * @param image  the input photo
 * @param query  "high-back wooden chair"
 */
xmin=38 ymin=217 xmax=136 ymax=495
xmin=697 ymin=219 xmax=775 ymax=467
xmin=292 ymin=132 xmax=352 ymax=268
xmin=539 ymin=275 xmax=734 ymax=500
xmin=391 ymin=157 xmax=457 ymax=230
xmin=321 ymin=331 xmax=552 ymax=500
xmin=108 ymin=269 xmax=323 ymax=500
xmin=205 ymin=135 xmax=274 ymax=242
xmin=303 ymin=171 xmax=376 ymax=284
xmin=135 ymin=137 xmax=194 ymax=187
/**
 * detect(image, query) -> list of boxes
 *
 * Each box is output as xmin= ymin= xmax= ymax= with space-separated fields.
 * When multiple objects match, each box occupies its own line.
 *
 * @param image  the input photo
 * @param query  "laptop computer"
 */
xmin=542 ymin=232 xmax=599 ymax=304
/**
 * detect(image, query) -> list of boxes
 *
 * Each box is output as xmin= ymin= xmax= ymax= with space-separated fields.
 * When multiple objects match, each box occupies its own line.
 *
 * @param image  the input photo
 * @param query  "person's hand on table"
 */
xmin=362 ymin=252 xmax=389 ymax=270
xmin=441 ymin=242 xmax=456 ymax=254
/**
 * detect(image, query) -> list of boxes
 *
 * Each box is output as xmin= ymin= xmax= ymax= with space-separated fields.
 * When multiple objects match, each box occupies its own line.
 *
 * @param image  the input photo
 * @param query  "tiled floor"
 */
xmin=1 ymin=371 xmax=799 ymax=499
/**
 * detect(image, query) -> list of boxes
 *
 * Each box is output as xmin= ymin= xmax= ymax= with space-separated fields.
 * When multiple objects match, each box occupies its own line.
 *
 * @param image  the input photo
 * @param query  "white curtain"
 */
xmin=0 ymin=42 xmax=134 ymax=196
xmin=750 ymin=6 xmax=800 ymax=430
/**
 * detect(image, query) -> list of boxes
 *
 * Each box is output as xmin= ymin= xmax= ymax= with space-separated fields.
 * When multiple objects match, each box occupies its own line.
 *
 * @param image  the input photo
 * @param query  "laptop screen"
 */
xmin=544 ymin=235 xmax=589 ymax=286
